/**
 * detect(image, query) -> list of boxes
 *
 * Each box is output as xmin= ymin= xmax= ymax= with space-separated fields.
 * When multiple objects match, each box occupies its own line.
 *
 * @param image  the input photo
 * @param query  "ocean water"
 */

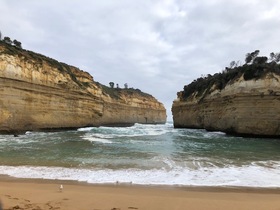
xmin=0 ymin=122 xmax=280 ymax=188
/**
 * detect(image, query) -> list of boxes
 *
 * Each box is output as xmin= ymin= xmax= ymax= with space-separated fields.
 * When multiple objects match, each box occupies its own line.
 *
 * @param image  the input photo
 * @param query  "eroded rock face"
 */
xmin=172 ymin=74 xmax=280 ymax=137
xmin=0 ymin=42 xmax=166 ymax=134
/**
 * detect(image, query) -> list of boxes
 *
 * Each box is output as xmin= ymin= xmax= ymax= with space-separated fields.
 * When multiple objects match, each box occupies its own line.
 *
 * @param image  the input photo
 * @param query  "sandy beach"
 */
xmin=0 ymin=177 xmax=279 ymax=210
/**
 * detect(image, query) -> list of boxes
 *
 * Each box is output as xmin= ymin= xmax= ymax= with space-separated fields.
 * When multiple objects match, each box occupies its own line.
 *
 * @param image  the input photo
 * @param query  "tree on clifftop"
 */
xmin=13 ymin=39 xmax=22 ymax=48
xmin=269 ymin=52 xmax=280 ymax=63
xmin=1 ymin=33 xmax=22 ymax=48
xmin=109 ymin=82 xmax=114 ymax=88
xmin=245 ymin=50 xmax=260 ymax=64
xmin=3 ymin=36 xmax=12 ymax=44
xmin=180 ymin=50 xmax=280 ymax=100
xmin=253 ymin=56 xmax=267 ymax=65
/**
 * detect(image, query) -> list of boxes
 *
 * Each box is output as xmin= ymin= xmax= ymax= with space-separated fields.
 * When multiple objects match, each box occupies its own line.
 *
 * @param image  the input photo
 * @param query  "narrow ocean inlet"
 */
xmin=0 ymin=122 xmax=279 ymax=187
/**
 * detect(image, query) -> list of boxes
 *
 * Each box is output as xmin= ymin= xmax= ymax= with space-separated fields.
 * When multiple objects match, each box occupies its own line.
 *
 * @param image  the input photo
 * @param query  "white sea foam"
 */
xmin=0 ymin=136 xmax=10 ymax=142
xmin=78 ymin=123 xmax=172 ymax=139
xmin=0 ymin=162 xmax=280 ymax=188
xmin=83 ymin=136 xmax=113 ymax=144
xmin=77 ymin=127 xmax=94 ymax=132
xmin=1 ymin=122 xmax=279 ymax=189
xmin=0 ymin=135 xmax=37 ymax=144
xmin=203 ymin=131 xmax=226 ymax=138
xmin=25 ymin=131 xmax=33 ymax=135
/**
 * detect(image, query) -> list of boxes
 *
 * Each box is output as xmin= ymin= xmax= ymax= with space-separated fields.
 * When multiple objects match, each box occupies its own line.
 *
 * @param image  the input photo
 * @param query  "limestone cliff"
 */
xmin=172 ymin=65 xmax=280 ymax=137
xmin=0 ymin=42 xmax=166 ymax=134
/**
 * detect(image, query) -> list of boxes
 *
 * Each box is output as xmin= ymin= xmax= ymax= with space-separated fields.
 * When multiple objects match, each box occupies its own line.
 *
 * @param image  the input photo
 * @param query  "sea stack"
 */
xmin=172 ymin=52 xmax=280 ymax=137
xmin=0 ymin=41 xmax=166 ymax=134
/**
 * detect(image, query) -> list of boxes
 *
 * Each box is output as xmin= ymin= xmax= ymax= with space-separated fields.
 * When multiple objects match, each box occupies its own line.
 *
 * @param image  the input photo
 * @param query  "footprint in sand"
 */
xmin=24 ymin=204 xmax=33 ymax=208
xmin=4 ymin=195 xmax=20 ymax=201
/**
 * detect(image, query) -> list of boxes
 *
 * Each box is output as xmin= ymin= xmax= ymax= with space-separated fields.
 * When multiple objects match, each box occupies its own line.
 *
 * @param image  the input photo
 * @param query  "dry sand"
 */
xmin=0 ymin=177 xmax=280 ymax=210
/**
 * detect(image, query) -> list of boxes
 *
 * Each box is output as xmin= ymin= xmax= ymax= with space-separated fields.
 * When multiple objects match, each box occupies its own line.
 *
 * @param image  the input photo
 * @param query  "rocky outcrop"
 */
xmin=0 ymin=42 xmax=166 ymax=134
xmin=172 ymin=73 xmax=280 ymax=137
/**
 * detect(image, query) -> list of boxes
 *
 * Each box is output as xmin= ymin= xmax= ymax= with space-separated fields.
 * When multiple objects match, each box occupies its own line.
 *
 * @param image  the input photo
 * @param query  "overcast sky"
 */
xmin=1 ymin=0 xmax=280 ymax=120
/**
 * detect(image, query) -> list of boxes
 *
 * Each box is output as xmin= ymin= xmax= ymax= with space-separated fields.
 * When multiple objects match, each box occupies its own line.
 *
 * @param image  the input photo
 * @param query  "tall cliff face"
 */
xmin=0 ymin=42 xmax=166 ymax=134
xmin=172 ymin=73 xmax=280 ymax=137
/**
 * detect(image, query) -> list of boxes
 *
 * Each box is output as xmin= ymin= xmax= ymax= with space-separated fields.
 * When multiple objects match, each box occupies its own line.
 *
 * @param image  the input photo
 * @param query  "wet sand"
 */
xmin=0 ymin=177 xmax=280 ymax=210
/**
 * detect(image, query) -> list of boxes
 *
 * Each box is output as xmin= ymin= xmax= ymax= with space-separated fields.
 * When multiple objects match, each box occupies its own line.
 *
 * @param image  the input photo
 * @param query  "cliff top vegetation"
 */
xmin=97 ymin=82 xmax=154 ymax=100
xmin=0 ymin=38 xmax=153 ymax=100
xmin=1 ymin=39 xmax=94 ymax=90
xmin=178 ymin=50 xmax=280 ymax=101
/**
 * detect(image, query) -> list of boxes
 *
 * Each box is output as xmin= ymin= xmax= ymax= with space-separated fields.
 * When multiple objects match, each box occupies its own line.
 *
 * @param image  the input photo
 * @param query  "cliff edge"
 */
xmin=172 ymin=51 xmax=280 ymax=137
xmin=0 ymin=41 xmax=166 ymax=134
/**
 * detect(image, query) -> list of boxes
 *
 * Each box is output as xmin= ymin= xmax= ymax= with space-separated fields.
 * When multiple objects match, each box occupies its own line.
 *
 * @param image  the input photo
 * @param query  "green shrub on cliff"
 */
xmin=97 ymin=82 xmax=153 ymax=100
xmin=3 ymin=36 xmax=12 ymax=45
xmin=179 ymin=50 xmax=280 ymax=100
xmin=0 ymin=32 xmax=22 ymax=48
xmin=0 ymin=41 xmax=155 ymax=100
xmin=0 ymin=41 xmax=85 ymax=88
xmin=13 ymin=39 xmax=22 ymax=48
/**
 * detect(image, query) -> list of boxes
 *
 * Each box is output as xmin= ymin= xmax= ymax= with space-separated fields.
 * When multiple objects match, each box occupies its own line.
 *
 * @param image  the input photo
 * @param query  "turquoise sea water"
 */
xmin=0 ymin=122 xmax=280 ymax=187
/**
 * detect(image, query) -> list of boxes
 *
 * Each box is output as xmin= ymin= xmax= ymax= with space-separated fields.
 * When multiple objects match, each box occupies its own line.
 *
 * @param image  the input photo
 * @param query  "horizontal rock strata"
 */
xmin=0 ymin=42 xmax=166 ymax=134
xmin=172 ymin=73 xmax=280 ymax=137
